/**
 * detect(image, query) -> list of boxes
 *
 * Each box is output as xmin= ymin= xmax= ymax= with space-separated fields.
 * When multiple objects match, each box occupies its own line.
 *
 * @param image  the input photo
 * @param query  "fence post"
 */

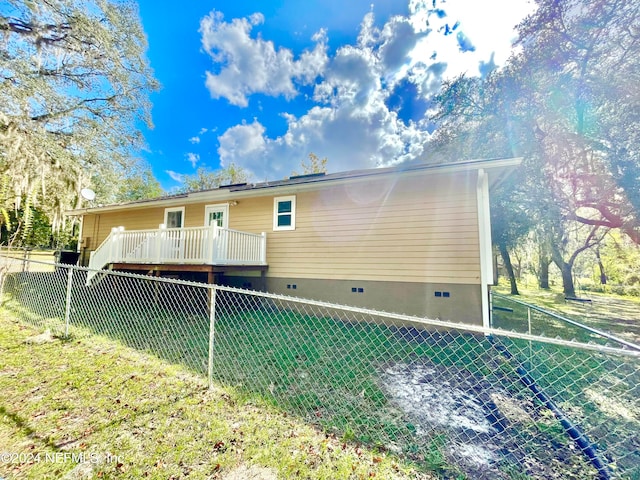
xmin=488 ymin=290 xmax=494 ymax=328
xmin=527 ymin=306 xmax=532 ymax=367
xmin=208 ymin=286 xmax=217 ymax=389
xmin=64 ymin=267 xmax=74 ymax=338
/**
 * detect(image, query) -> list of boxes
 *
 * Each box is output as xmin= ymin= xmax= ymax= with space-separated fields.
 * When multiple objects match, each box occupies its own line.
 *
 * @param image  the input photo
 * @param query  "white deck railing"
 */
xmin=87 ymin=225 xmax=266 ymax=284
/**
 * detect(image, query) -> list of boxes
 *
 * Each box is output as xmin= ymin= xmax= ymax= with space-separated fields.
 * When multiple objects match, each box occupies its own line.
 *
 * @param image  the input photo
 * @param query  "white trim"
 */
xmin=273 ymin=195 xmax=296 ymax=231
xmin=476 ymin=169 xmax=493 ymax=329
xmin=164 ymin=206 xmax=185 ymax=228
xmin=204 ymin=204 xmax=229 ymax=229
xmin=67 ymin=158 xmax=523 ymax=216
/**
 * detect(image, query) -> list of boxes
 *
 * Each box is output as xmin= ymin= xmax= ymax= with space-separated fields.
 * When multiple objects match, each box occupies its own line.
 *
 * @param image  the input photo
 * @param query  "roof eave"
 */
xmin=66 ymin=157 xmax=523 ymax=216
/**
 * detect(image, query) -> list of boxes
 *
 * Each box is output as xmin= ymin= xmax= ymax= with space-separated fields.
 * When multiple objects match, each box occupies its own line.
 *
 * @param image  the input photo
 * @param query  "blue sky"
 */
xmin=135 ymin=0 xmax=535 ymax=190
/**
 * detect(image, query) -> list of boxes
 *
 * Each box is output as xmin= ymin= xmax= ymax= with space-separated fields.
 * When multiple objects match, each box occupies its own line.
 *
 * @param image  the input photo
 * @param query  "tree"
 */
xmin=0 ymin=0 xmax=158 ymax=236
xmin=114 ymin=162 xmax=164 ymax=203
xmin=491 ymin=173 xmax=533 ymax=295
xmin=291 ymin=152 xmax=328 ymax=177
xmin=429 ymin=0 xmax=640 ymax=297
xmin=178 ymin=164 xmax=248 ymax=193
xmin=514 ymin=0 xmax=640 ymax=242
xmin=511 ymin=0 xmax=640 ymax=295
xmin=429 ymin=74 xmax=537 ymax=295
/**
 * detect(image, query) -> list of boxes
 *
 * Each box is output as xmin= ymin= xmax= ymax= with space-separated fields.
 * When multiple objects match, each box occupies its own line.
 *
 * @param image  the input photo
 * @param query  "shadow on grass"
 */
xmin=0 ymin=404 xmax=57 ymax=450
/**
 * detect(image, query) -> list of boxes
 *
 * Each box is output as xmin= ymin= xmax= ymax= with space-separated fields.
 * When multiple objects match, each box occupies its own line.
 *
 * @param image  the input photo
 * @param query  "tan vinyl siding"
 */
xmin=230 ymin=172 xmax=481 ymax=284
xmin=79 ymin=171 xmax=481 ymax=284
xmin=82 ymin=207 xmax=166 ymax=250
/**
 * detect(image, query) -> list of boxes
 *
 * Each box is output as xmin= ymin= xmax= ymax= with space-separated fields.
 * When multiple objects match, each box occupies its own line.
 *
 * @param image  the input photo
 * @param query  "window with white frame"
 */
xmin=273 ymin=195 xmax=296 ymax=231
xmin=164 ymin=206 xmax=185 ymax=228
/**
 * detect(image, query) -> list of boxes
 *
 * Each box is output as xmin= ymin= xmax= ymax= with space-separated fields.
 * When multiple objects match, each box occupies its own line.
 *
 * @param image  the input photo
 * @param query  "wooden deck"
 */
xmin=86 ymin=225 xmax=267 ymax=285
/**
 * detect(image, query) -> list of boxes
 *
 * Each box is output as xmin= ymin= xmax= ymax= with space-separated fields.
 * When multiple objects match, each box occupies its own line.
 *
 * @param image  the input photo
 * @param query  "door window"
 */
xmin=204 ymin=205 xmax=229 ymax=229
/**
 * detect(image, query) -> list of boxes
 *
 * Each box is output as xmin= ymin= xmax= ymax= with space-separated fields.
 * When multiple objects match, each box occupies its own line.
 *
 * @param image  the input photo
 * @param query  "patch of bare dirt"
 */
xmin=379 ymin=360 xmax=597 ymax=479
xmin=24 ymin=329 xmax=54 ymax=344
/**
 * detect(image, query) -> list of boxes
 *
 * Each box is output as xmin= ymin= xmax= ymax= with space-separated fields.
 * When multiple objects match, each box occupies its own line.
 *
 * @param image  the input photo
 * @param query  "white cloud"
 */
xmin=378 ymin=15 xmax=426 ymax=77
xmin=217 ymin=120 xmax=268 ymax=174
xmin=189 ymin=136 xmax=200 ymax=144
xmin=218 ymin=106 xmax=431 ymax=181
xmin=200 ymin=11 xmax=328 ymax=107
xmin=406 ymin=0 xmax=535 ymax=80
xmin=214 ymin=8 xmax=431 ymax=179
xmin=165 ymin=170 xmax=184 ymax=183
xmin=186 ymin=152 xmax=200 ymax=168
xmin=208 ymin=0 xmax=533 ymax=180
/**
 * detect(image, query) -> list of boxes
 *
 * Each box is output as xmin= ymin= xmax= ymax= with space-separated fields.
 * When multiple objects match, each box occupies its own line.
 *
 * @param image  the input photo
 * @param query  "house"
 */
xmin=69 ymin=158 xmax=521 ymax=326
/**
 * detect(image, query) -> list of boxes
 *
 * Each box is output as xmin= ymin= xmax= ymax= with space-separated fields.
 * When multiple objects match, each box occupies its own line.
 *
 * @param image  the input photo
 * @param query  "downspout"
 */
xmin=476 ymin=169 xmax=493 ymax=329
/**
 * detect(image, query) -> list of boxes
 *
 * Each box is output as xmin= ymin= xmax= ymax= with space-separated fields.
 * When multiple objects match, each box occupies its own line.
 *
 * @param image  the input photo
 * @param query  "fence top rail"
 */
xmin=4 ymin=254 xmax=639 ymax=359
xmin=491 ymin=291 xmax=640 ymax=353
xmin=215 ymin=283 xmax=640 ymax=358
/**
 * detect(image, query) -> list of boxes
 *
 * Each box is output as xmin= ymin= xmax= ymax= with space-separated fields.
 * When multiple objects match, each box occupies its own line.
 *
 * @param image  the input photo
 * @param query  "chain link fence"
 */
xmin=1 ymin=256 xmax=639 ymax=479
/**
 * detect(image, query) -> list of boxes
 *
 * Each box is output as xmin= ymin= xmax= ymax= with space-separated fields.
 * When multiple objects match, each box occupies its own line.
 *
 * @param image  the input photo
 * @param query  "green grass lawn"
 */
xmin=491 ymin=284 xmax=640 ymax=477
xmin=492 ymin=283 xmax=640 ymax=346
xmin=2 ymin=272 xmax=639 ymax=479
xmin=0 ymin=314 xmax=435 ymax=480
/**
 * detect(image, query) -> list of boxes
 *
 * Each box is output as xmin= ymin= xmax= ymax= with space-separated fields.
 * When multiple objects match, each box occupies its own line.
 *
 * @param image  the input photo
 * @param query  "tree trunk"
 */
xmin=499 ymin=242 xmax=519 ymax=295
xmin=538 ymin=256 xmax=551 ymax=289
xmin=558 ymin=260 xmax=576 ymax=298
xmin=549 ymin=241 xmax=577 ymax=298
xmin=595 ymin=248 xmax=607 ymax=285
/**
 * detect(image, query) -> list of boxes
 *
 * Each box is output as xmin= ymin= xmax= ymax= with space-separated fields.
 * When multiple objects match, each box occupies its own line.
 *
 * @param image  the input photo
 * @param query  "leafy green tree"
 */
xmin=291 ymin=152 xmax=328 ymax=177
xmin=491 ymin=173 xmax=534 ymax=295
xmin=430 ymin=0 xmax=640 ymax=297
xmin=0 ymin=0 xmax=158 ymax=236
xmin=594 ymin=231 xmax=640 ymax=286
xmin=114 ymin=163 xmax=164 ymax=203
xmin=514 ymin=0 xmax=640 ymax=243
xmin=178 ymin=164 xmax=248 ymax=193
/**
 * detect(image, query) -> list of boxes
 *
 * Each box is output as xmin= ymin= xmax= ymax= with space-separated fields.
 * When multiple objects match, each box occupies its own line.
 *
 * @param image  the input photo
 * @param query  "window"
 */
xmin=273 ymin=195 xmax=296 ymax=231
xmin=164 ymin=207 xmax=185 ymax=228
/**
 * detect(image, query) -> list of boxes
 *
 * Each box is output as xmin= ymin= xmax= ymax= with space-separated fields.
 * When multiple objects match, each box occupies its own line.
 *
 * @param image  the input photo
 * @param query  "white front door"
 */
xmin=204 ymin=204 xmax=229 ymax=229
xmin=205 ymin=204 xmax=229 ymax=262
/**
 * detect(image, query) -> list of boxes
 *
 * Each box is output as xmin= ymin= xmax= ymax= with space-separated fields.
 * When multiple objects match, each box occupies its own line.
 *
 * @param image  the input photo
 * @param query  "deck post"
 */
xmin=212 ymin=225 xmax=219 ymax=263
xmin=260 ymin=232 xmax=267 ymax=265
xmin=115 ymin=226 xmax=124 ymax=263
xmin=209 ymin=225 xmax=216 ymax=263
xmin=108 ymin=227 xmax=117 ymax=264
xmin=207 ymin=286 xmax=217 ymax=389
xmin=156 ymin=224 xmax=165 ymax=263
